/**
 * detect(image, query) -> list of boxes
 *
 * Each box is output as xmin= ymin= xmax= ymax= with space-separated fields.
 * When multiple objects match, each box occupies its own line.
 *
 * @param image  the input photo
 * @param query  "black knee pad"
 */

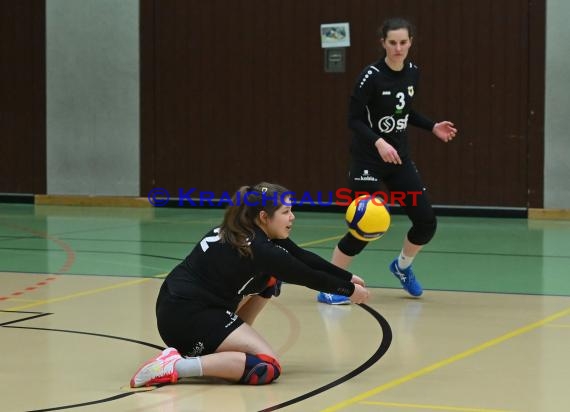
xmin=408 ymin=218 xmax=437 ymax=245
xmin=338 ymin=232 xmax=368 ymax=257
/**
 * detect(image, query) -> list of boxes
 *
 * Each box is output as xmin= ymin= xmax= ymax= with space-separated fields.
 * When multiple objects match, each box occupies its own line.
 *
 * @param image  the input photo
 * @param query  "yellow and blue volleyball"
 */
xmin=345 ymin=195 xmax=391 ymax=242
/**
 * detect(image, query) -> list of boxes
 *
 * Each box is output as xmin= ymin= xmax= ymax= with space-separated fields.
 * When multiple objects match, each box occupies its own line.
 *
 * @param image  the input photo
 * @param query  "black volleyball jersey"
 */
xmin=348 ymin=58 xmax=435 ymax=165
xmin=165 ymin=226 xmax=355 ymax=311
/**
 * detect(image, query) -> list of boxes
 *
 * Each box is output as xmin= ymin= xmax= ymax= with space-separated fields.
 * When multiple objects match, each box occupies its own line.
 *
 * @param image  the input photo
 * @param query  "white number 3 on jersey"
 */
xmin=395 ymin=92 xmax=406 ymax=110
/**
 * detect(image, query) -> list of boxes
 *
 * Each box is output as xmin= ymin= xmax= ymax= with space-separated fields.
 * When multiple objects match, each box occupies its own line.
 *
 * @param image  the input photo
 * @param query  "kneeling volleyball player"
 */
xmin=130 ymin=182 xmax=369 ymax=387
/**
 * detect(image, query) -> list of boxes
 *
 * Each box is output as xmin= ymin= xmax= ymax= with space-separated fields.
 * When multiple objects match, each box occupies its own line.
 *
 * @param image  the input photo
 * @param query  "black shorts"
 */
xmin=348 ymin=159 xmax=435 ymax=226
xmin=155 ymin=281 xmax=244 ymax=357
xmin=348 ymin=159 xmax=424 ymax=193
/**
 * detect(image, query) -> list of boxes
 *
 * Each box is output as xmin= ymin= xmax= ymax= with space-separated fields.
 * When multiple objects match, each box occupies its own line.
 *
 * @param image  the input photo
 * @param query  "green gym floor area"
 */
xmin=1 ymin=203 xmax=568 ymax=296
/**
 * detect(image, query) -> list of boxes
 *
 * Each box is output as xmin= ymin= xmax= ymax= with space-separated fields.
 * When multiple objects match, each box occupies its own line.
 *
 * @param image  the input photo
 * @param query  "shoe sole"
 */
xmin=390 ymin=263 xmax=423 ymax=297
xmin=392 ymin=275 xmax=423 ymax=297
xmin=317 ymin=299 xmax=351 ymax=305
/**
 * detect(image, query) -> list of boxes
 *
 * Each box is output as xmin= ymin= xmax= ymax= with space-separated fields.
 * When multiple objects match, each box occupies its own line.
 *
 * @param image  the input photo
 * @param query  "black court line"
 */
xmin=258 ymin=303 xmax=392 ymax=412
xmin=3 ymin=303 xmax=390 ymax=412
xmin=3 ymin=233 xmax=568 ymax=260
xmin=0 ymin=310 xmax=53 ymax=326
xmin=3 ymin=241 xmax=569 ymax=260
xmin=1 ymin=313 xmax=164 ymax=412
xmin=0 ymin=233 xmax=230 ymax=244
xmin=0 ymin=222 xmax=151 ymax=243
xmin=0 ymin=235 xmax=39 ymax=243
xmin=0 ymin=246 xmax=183 ymax=261
xmin=4 ymin=325 xmax=164 ymax=350
xmin=0 ymin=313 xmax=52 ymax=326
xmin=0 ymin=270 xmax=167 ymax=278
xmin=0 ymin=233 xmax=196 ymax=245
xmin=25 ymin=393 xmax=135 ymax=412
xmin=304 ymin=244 xmax=570 ymax=260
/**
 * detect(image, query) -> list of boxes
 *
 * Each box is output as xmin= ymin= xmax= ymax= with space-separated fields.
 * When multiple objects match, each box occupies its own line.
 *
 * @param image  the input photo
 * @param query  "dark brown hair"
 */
xmin=220 ymin=182 xmax=290 ymax=257
xmin=378 ymin=17 xmax=415 ymax=40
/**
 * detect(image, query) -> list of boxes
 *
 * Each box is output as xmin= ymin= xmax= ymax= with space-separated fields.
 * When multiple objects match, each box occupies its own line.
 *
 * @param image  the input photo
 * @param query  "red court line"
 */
xmin=0 ymin=223 xmax=75 ymax=301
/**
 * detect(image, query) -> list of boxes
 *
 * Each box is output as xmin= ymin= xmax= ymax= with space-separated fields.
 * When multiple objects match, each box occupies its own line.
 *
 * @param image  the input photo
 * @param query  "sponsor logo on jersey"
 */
xmin=378 ymin=114 xmax=409 ymax=133
xmin=189 ymin=341 xmax=205 ymax=356
xmin=408 ymin=86 xmax=414 ymax=97
xmin=354 ymin=169 xmax=379 ymax=182
xmin=382 ymin=90 xmax=391 ymax=95
xmin=225 ymin=310 xmax=239 ymax=328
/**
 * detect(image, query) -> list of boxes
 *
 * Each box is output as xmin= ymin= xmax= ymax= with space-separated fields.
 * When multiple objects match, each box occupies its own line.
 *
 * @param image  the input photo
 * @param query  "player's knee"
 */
xmin=338 ymin=232 xmax=368 ymax=256
xmin=408 ymin=217 xmax=437 ymax=245
xmin=239 ymin=354 xmax=282 ymax=385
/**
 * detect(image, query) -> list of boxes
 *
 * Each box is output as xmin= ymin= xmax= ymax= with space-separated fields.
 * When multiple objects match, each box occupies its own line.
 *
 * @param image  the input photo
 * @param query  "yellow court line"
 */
xmin=546 ymin=323 xmax=570 ymax=328
xmin=1 ymin=298 xmax=43 ymax=303
xmin=322 ymin=306 xmax=570 ymax=412
xmin=1 ymin=235 xmax=348 ymax=312
xmin=2 ymin=236 xmax=340 ymax=311
xmin=7 ymin=277 xmax=155 ymax=311
xmin=361 ymin=401 xmax=515 ymax=412
xmin=299 ymin=235 xmax=344 ymax=248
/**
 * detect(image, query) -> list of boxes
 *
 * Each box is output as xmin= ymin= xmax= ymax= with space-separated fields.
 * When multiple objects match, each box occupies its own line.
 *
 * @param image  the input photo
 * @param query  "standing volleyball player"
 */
xmin=130 ymin=182 xmax=369 ymax=387
xmin=317 ymin=17 xmax=457 ymax=305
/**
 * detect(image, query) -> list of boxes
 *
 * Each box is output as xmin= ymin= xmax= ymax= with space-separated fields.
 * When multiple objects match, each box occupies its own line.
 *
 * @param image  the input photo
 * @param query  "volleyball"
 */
xmin=345 ymin=195 xmax=391 ymax=241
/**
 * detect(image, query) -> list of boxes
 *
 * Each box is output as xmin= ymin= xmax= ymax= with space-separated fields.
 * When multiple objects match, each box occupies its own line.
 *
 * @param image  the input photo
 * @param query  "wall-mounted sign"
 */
xmin=320 ymin=22 xmax=350 ymax=48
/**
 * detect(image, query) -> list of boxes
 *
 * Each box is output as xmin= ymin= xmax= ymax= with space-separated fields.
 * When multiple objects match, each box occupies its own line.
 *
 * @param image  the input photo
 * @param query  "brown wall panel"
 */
xmin=141 ymin=0 xmax=545 ymax=207
xmin=527 ymin=0 xmax=545 ymax=208
xmin=0 ymin=0 xmax=46 ymax=194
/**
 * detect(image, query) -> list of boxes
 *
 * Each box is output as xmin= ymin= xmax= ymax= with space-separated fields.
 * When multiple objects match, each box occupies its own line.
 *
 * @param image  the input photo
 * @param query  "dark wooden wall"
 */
xmin=0 ymin=0 xmax=46 ymax=194
xmin=139 ymin=0 xmax=544 ymax=207
xmin=0 ymin=1 xmax=545 ymax=206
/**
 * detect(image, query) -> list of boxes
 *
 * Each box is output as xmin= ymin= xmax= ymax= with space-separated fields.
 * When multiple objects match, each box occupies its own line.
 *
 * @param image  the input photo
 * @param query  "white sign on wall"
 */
xmin=320 ymin=22 xmax=350 ymax=48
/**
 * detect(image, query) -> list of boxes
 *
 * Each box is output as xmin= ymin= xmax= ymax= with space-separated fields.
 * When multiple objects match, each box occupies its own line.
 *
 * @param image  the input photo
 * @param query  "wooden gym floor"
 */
xmin=1 ymin=203 xmax=569 ymax=412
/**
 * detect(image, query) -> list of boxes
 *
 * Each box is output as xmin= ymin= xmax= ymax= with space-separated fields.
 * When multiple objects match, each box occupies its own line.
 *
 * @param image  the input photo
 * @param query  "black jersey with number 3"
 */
xmin=348 ymin=58 xmax=435 ymax=165
xmin=165 ymin=226 xmax=355 ymax=311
